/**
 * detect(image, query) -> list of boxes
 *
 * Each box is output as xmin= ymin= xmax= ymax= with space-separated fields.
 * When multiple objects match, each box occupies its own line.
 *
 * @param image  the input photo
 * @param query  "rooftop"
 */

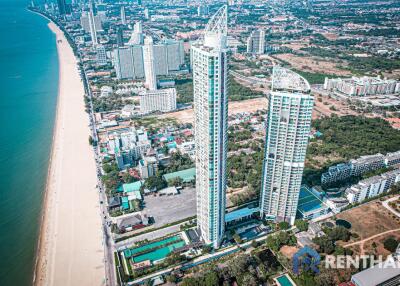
xmin=162 ymin=167 xmax=196 ymax=183
xmin=271 ymin=66 xmax=310 ymax=93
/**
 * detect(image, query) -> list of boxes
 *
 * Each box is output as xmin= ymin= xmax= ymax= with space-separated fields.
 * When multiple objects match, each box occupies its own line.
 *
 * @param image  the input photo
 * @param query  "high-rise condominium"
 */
xmin=191 ymin=5 xmax=228 ymax=248
xmin=89 ymin=5 xmax=98 ymax=46
xmin=247 ymin=29 xmax=265 ymax=54
xmin=260 ymin=66 xmax=314 ymax=224
xmin=143 ymin=36 xmax=157 ymax=90
xmin=121 ymin=6 xmax=127 ymax=25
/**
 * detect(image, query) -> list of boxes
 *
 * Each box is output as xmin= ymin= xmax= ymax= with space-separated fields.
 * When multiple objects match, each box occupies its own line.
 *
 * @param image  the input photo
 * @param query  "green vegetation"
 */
xmin=175 ymin=76 xmax=264 ymax=103
xmin=294 ymin=219 xmax=309 ymax=232
xmin=175 ymin=78 xmax=193 ymax=104
xmin=227 ymin=151 xmax=264 ymax=194
xmin=383 ymin=236 xmax=399 ymax=252
xmin=102 ymin=161 xmax=120 ymax=193
xmin=89 ymin=94 xmax=133 ymax=112
xmin=313 ymin=226 xmax=351 ymax=254
xmin=229 ymin=75 xmax=264 ymax=101
xmin=294 ymin=70 xmax=333 ymax=84
xmin=159 ymin=152 xmax=194 ymax=174
xmin=306 ymin=115 xmax=400 ymax=170
xmin=181 ymin=249 xmax=281 ymax=286
xmin=278 ymin=221 xmax=290 ymax=230
xmin=265 ymin=231 xmax=297 ymax=252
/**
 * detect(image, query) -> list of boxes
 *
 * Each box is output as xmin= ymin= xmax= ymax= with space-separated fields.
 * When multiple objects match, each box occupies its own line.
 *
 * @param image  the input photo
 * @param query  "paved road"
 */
xmin=83 ymin=65 xmax=116 ymax=286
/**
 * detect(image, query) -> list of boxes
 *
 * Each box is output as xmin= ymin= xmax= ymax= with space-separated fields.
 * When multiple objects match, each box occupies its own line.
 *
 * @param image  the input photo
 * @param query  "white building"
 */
xmin=143 ymin=36 xmax=157 ymax=90
xmin=350 ymin=153 xmax=385 ymax=177
xmin=345 ymin=168 xmax=400 ymax=204
xmin=191 ymin=5 xmax=228 ymax=248
xmin=324 ymin=76 xmax=400 ymax=97
xmin=121 ymin=104 xmax=135 ymax=118
xmin=321 ymin=163 xmax=352 ymax=185
xmin=88 ymin=6 xmax=98 ymax=46
xmin=138 ymin=156 xmax=158 ymax=179
xmin=80 ymin=11 xmax=102 ymax=33
xmin=96 ymin=44 xmax=107 ymax=65
xmin=140 ymin=89 xmax=177 ymax=113
xmin=260 ymin=67 xmax=314 ymax=224
xmin=128 ymin=21 xmax=144 ymax=45
xmin=325 ymin=197 xmax=349 ymax=214
xmin=120 ymin=6 xmax=126 ymax=25
xmin=246 ymin=29 xmax=265 ymax=54
xmin=113 ymin=45 xmax=144 ymax=79
xmin=197 ymin=5 xmax=209 ymax=17
xmin=100 ymin=85 xmax=113 ymax=97
xmin=112 ymin=39 xmax=184 ymax=80
xmin=107 ymin=128 xmax=151 ymax=169
xmin=385 ymin=151 xmax=400 ymax=167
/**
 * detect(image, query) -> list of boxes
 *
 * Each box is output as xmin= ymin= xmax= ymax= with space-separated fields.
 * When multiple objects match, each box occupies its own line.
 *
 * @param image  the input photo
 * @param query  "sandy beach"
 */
xmin=34 ymin=22 xmax=105 ymax=286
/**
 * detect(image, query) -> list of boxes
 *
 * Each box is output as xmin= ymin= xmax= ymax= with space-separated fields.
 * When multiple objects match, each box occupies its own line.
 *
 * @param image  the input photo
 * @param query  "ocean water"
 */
xmin=0 ymin=0 xmax=59 ymax=285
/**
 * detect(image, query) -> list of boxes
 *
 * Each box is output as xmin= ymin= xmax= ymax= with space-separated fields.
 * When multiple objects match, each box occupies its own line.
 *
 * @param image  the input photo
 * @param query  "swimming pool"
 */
xmin=133 ymin=240 xmax=186 ymax=263
xmin=276 ymin=274 xmax=295 ymax=286
xmin=124 ymin=235 xmax=182 ymax=258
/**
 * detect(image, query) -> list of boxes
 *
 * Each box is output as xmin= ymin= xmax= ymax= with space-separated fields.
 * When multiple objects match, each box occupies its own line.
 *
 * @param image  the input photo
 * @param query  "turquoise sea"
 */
xmin=0 ymin=0 xmax=59 ymax=285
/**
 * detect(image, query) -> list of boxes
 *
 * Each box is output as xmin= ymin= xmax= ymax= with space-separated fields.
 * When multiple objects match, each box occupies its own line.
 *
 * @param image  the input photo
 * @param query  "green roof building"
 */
xmin=162 ymin=167 xmax=196 ymax=183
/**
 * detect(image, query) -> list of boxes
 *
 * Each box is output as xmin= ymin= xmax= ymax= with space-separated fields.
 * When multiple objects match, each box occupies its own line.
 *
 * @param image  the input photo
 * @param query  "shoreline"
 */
xmin=32 ymin=15 xmax=105 ymax=286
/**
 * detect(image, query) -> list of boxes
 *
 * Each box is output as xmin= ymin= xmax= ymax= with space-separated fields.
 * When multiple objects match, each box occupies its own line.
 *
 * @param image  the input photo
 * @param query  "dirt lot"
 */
xmin=337 ymin=201 xmax=400 ymax=240
xmin=359 ymin=232 xmax=400 ymax=257
xmin=312 ymin=93 xmax=359 ymax=119
xmin=161 ymin=97 xmax=268 ymax=124
xmin=280 ymin=245 xmax=299 ymax=259
xmin=274 ymin=53 xmax=352 ymax=76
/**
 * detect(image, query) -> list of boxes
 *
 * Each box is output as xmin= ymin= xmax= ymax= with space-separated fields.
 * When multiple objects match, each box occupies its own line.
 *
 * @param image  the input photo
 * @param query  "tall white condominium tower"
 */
xmin=120 ymin=6 xmax=126 ymax=25
xmin=191 ymin=5 xmax=228 ymax=248
xmin=88 ymin=4 xmax=98 ymax=46
xmin=246 ymin=29 xmax=265 ymax=54
xmin=260 ymin=67 xmax=314 ymax=224
xmin=143 ymin=36 xmax=157 ymax=90
xmin=128 ymin=21 xmax=144 ymax=45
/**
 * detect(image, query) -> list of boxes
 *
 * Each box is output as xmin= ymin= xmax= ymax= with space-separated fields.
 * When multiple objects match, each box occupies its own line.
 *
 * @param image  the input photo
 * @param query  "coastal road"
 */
xmin=83 ymin=64 xmax=117 ymax=286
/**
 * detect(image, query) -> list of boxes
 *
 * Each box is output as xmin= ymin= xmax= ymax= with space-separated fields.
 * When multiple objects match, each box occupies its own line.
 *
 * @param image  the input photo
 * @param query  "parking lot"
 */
xmin=143 ymin=187 xmax=196 ymax=228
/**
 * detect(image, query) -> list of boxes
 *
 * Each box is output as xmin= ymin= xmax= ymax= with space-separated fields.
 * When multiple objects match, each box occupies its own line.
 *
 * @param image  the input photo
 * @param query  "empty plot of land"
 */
xmin=312 ymin=94 xmax=358 ymax=119
xmin=274 ymin=53 xmax=351 ymax=76
xmin=337 ymin=201 xmax=400 ymax=240
xmin=161 ymin=98 xmax=268 ymax=124
xmin=143 ymin=187 xmax=196 ymax=227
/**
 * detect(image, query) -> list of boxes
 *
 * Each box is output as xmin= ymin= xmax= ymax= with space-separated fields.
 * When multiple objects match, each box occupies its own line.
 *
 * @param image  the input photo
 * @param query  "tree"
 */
xmin=168 ymin=177 xmax=183 ymax=187
xmin=314 ymin=269 xmax=336 ymax=286
xmin=384 ymin=237 xmax=399 ymax=252
xmin=142 ymin=175 xmax=166 ymax=191
xmin=278 ymin=221 xmax=290 ymax=230
xmin=240 ymin=273 xmax=259 ymax=286
xmin=204 ymin=271 xmax=220 ymax=286
xmin=251 ymin=240 xmax=259 ymax=248
xmin=88 ymin=135 xmax=94 ymax=145
xmin=295 ymin=219 xmax=309 ymax=232
xmin=166 ymin=274 xmax=178 ymax=283
xmin=202 ymin=245 xmax=212 ymax=254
